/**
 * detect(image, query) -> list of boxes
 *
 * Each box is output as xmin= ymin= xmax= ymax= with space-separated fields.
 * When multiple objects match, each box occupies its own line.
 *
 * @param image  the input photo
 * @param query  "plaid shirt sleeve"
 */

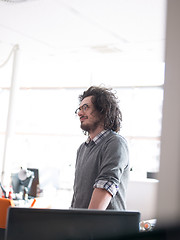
xmin=93 ymin=180 xmax=118 ymax=197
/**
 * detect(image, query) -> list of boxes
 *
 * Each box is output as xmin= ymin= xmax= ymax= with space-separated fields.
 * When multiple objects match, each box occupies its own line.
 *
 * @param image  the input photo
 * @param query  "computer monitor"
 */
xmin=27 ymin=168 xmax=39 ymax=197
xmin=5 ymin=207 xmax=140 ymax=240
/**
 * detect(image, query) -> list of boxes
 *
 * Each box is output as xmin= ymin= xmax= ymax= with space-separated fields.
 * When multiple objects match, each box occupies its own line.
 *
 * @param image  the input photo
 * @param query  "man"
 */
xmin=71 ymin=86 xmax=129 ymax=210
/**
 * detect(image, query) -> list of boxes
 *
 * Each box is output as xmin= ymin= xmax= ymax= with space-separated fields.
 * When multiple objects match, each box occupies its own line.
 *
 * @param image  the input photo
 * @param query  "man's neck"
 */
xmin=89 ymin=126 xmax=105 ymax=140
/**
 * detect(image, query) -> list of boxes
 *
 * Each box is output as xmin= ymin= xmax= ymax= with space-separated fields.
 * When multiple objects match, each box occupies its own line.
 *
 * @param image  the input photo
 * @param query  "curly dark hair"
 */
xmin=79 ymin=86 xmax=122 ymax=132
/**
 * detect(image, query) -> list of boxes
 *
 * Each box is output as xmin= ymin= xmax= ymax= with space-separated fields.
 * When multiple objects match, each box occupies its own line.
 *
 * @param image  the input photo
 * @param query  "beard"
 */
xmin=80 ymin=119 xmax=102 ymax=133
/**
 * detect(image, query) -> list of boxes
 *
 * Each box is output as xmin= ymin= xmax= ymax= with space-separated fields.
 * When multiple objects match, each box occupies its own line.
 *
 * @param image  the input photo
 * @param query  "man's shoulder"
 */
xmin=102 ymin=131 xmax=129 ymax=153
xmin=105 ymin=130 xmax=128 ymax=144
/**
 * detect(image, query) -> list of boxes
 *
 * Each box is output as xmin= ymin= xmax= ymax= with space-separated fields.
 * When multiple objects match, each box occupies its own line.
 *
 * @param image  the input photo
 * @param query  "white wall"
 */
xmin=126 ymin=179 xmax=158 ymax=221
xmin=156 ymin=0 xmax=180 ymax=227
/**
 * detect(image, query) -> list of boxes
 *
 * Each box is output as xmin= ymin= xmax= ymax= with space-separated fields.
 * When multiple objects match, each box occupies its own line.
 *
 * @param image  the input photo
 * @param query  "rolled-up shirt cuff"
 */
xmin=93 ymin=180 xmax=118 ymax=197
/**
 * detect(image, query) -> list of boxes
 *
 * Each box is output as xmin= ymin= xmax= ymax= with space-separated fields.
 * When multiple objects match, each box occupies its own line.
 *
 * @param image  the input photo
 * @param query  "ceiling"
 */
xmin=0 ymin=0 xmax=166 ymax=63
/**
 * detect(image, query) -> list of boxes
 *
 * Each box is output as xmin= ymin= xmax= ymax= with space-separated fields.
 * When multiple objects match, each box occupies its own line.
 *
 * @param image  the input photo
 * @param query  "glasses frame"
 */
xmin=75 ymin=104 xmax=90 ymax=115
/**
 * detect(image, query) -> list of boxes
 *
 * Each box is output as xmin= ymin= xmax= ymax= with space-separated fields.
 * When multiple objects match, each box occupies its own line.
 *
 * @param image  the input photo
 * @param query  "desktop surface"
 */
xmin=5 ymin=207 xmax=140 ymax=240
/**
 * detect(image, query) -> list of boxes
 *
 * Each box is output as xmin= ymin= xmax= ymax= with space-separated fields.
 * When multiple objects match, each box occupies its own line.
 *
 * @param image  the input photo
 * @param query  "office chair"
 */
xmin=0 ymin=198 xmax=14 ymax=240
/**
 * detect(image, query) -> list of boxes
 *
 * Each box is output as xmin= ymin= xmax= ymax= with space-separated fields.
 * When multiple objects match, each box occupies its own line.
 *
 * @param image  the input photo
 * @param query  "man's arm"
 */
xmin=88 ymin=188 xmax=112 ymax=210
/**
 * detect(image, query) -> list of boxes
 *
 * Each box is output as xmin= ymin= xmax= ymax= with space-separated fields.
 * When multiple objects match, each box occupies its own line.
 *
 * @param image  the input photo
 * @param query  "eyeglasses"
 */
xmin=75 ymin=104 xmax=90 ymax=114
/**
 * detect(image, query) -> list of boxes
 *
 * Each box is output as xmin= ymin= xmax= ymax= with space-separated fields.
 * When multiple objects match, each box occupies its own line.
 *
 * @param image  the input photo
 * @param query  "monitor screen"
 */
xmin=5 ymin=207 xmax=140 ymax=240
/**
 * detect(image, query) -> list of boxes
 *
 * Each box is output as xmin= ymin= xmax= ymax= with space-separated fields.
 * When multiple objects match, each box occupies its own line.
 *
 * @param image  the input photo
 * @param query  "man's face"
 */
xmin=77 ymin=96 xmax=103 ymax=133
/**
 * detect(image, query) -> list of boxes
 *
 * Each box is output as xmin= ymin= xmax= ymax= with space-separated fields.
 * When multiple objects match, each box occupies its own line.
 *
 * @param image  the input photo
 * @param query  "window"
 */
xmin=0 ymin=49 xmax=164 ymax=207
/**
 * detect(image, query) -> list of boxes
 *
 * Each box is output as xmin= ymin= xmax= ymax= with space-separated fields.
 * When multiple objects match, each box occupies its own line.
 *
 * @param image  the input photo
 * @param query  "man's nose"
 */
xmin=78 ymin=109 xmax=83 ymax=116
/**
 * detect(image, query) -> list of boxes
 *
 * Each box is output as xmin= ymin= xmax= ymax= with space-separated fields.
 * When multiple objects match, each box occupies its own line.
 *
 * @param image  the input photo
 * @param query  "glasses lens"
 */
xmin=75 ymin=104 xmax=89 ymax=114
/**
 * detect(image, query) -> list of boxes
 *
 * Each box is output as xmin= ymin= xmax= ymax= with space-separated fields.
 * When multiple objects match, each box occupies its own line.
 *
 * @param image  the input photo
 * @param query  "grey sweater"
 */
xmin=71 ymin=130 xmax=129 ymax=210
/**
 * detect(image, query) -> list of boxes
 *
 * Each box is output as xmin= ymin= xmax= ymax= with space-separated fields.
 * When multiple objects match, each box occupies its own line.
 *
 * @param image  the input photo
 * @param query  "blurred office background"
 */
xmin=0 ymin=0 xmax=166 ymax=220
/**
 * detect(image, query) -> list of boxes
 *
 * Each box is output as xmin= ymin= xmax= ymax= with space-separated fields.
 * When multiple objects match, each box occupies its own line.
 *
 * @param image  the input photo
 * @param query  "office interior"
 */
xmin=0 ymin=0 xmax=180 ymax=239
